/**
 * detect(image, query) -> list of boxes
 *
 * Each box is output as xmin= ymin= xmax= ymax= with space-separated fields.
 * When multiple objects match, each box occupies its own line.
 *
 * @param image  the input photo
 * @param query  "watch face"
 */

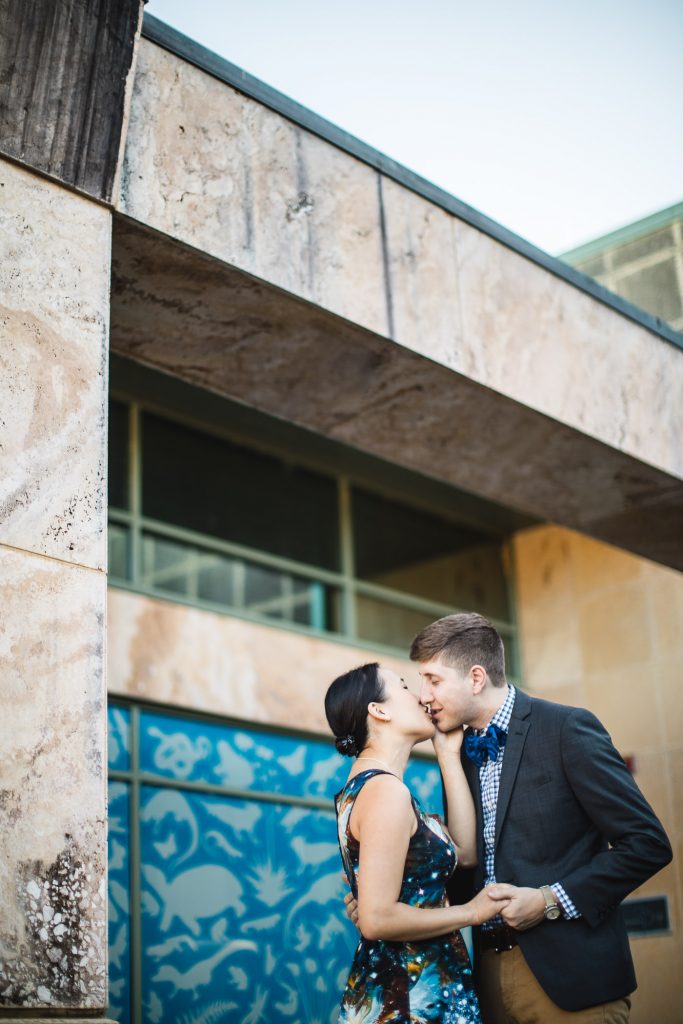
xmin=545 ymin=906 xmax=561 ymax=920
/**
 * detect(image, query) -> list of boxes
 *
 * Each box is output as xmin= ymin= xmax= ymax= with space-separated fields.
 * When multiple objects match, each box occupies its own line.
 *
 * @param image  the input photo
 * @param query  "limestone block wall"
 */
xmin=514 ymin=524 xmax=683 ymax=1023
xmin=117 ymin=37 xmax=683 ymax=484
xmin=107 ymin=588 xmax=411 ymax=737
xmin=0 ymin=159 xmax=110 ymax=1014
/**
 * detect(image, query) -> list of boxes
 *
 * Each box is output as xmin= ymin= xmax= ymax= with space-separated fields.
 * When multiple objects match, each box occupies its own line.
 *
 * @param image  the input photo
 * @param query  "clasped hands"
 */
xmin=342 ymin=880 xmax=547 ymax=932
xmin=484 ymin=883 xmax=548 ymax=930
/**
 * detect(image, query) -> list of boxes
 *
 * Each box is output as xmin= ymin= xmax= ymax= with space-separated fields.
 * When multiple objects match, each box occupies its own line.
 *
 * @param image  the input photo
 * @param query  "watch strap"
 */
xmin=540 ymin=885 xmax=561 ymax=917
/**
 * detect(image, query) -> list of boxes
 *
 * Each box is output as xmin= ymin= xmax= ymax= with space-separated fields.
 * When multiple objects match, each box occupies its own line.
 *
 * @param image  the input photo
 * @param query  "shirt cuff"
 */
xmin=550 ymin=883 xmax=581 ymax=919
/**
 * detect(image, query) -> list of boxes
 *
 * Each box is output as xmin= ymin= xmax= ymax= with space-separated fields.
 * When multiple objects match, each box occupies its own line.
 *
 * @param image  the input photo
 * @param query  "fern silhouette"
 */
xmin=177 ymin=999 xmax=238 ymax=1024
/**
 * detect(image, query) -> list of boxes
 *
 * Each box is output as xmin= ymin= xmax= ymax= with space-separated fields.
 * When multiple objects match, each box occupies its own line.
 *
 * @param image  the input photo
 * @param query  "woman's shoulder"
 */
xmin=337 ymin=769 xmax=412 ymax=806
xmin=343 ymin=770 xmax=417 ymax=842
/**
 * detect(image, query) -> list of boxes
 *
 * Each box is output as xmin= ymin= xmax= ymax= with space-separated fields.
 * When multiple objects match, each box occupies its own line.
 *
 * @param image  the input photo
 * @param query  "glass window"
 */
xmin=141 ymin=413 xmax=339 ymax=570
xmin=141 ymin=532 xmax=340 ymax=632
xmin=106 ymin=395 xmax=518 ymax=654
xmin=108 ymin=522 xmax=130 ymax=580
xmin=355 ymin=594 xmax=436 ymax=651
xmin=108 ymin=400 xmax=129 ymax=509
xmin=352 ymin=487 xmax=512 ymax=641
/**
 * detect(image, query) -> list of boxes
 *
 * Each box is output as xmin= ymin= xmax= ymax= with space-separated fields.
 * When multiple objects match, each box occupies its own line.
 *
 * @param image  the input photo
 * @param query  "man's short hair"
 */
xmin=409 ymin=612 xmax=506 ymax=687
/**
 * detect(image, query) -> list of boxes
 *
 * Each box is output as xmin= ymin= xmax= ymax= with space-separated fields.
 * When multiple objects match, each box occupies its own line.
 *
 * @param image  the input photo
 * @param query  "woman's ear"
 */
xmin=367 ymin=702 xmax=390 ymax=722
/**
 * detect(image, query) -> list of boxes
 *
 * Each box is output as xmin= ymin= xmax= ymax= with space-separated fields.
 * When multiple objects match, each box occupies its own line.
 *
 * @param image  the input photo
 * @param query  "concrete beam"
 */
xmin=111 ymin=217 xmax=683 ymax=572
xmin=117 ymin=36 xmax=683 ymax=487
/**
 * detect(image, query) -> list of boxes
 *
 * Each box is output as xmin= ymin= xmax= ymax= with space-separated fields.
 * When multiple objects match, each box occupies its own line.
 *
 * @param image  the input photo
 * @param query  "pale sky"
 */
xmin=145 ymin=0 xmax=683 ymax=255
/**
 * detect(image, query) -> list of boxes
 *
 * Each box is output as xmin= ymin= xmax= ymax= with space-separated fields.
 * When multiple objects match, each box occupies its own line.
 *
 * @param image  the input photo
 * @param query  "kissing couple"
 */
xmin=324 ymin=612 xmax=671 ymax=1024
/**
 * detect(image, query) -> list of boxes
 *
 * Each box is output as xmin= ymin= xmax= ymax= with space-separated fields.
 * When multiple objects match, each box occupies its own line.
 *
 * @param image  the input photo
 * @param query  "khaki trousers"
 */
xmin=478 ymin=947 xmax=631 ymax=1024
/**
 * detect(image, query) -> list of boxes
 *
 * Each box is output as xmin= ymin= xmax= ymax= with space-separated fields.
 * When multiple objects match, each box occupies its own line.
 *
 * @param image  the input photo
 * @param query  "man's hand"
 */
xmin=342 ymin=874 xmax=359 ymax=928
xmin=487 ymin=884 xmax=546 ymax=930
xmin=344 ymin=889 xmax=359 ymax=928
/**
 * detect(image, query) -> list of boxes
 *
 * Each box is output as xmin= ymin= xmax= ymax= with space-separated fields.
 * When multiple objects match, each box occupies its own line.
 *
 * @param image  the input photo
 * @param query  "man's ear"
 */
xmin=471 ymin=665 xmax=487 ymax=694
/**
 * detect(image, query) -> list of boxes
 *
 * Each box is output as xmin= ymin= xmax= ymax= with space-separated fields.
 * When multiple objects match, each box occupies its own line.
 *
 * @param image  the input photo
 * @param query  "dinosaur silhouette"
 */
xmin=143 ymin=864 xmax=245 ymax=934
xmin=151 ymin=939 xmax=257 ymax=996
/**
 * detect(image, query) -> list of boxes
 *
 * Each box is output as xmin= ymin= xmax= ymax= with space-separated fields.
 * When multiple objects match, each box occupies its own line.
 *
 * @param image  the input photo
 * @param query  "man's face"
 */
xmin=418 ymin=656 xmax=474 ymax=732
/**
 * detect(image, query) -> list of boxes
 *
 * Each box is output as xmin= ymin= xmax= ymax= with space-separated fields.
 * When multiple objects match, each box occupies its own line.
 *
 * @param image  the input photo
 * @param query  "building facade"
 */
xmin=1 ymin=4 xmax=682 ymax=1023
xmin=563 ymin=201 xmax=683 ymax=335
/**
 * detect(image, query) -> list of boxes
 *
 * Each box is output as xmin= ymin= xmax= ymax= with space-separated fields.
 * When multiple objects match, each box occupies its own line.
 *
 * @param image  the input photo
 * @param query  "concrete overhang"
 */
xmin=111 ymin=216 xmax=683 ymax=571
xmin=109 ymin=18 xmax=682 ymax=572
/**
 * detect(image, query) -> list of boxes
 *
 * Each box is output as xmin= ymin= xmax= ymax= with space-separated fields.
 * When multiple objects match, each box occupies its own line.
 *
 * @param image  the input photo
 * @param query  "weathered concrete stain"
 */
xmin=0 ymin=548 xmax=107 ymax=1011
xmin=0 ymin=841 xmax=106 ymax=1008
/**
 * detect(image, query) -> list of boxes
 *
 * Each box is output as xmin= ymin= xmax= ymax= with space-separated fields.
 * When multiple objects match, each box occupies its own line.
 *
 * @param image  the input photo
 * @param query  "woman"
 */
xmin=325 ymin=662 xmax=509 ymax=1024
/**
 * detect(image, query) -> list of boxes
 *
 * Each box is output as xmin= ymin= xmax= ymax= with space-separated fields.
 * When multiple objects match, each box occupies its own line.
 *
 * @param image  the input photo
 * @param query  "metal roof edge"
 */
xmin=141 ymin=13 xmax=683 ymax=354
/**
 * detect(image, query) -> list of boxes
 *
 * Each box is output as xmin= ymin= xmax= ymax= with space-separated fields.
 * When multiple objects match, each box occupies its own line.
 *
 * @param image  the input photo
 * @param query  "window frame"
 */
xmin=108 ymin=388 xmax=520 ymax=679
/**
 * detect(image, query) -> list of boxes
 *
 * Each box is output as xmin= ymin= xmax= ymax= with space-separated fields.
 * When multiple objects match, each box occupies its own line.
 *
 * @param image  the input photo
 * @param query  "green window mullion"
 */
xmin=309 ymin=582 xmax=326 ymax=632
xmin=129 ymin=403 xmax=142 ymax=586
xmin=337 ymin=478 xmax=357 ymax=638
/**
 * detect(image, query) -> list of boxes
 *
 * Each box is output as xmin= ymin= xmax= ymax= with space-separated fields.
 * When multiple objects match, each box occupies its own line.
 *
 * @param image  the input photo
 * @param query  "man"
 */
xmin=409 ymin=612 xmax=672 ymax=1022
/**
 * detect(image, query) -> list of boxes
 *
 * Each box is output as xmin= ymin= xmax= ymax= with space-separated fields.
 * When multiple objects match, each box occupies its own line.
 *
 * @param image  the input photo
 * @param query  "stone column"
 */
xmin=0 ymin=159 xmax=113 ymax=1018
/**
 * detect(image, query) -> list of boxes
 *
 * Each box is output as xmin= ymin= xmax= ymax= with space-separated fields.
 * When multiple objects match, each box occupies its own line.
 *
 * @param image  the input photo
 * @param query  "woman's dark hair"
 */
xmin=324 ymin=662 xmax=386 ymax=757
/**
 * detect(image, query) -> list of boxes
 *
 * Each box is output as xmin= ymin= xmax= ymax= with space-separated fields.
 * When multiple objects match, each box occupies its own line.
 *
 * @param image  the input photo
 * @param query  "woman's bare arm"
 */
xmin=350 ymin=774 xmax=504 ymax=942
xmin=432 ymin=727 xmax=477 ymax=867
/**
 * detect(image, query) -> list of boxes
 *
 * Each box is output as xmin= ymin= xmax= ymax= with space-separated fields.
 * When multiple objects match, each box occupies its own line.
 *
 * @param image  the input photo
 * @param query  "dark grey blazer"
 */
xmin=446 ymin=688 xmax=672 ymax=1012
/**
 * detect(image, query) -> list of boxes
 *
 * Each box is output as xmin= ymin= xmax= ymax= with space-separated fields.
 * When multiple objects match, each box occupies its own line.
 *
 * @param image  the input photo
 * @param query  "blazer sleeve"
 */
xmin=557 ymin=708 xmax=672 ymax=929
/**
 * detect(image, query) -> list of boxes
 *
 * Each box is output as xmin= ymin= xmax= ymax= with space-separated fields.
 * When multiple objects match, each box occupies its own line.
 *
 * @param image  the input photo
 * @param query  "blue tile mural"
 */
xmin=107 ymin=704 xmax=443 ymax=1024
xmin=108 ymin=780 xmax=132 ymax=1024
xmin=109 ymin=704 xmax=131 ymax=771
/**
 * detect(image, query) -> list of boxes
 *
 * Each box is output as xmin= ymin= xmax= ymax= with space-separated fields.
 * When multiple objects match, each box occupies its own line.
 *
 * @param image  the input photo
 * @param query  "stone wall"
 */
xmin=0 ymin=159 xmax=111 ymax=1014
xmin=514 ymin=523 xmax=683 ymax=1022
xmin=107 ymin=588 xmax=411 ymax=737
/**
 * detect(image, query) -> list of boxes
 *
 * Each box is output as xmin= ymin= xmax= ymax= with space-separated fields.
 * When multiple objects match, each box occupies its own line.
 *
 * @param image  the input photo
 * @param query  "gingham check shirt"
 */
xmin=477 ymin=685 xmax=580 ymax=924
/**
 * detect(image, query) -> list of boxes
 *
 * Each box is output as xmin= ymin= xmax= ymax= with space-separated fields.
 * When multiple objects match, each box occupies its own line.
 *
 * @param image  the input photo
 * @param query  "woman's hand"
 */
xmin=432 ymin=723 xmax=465 ymax=760
xmin=486 ymin=883 xmax=546 ymax=930
xmin=466 ymin=884 xmax=511 ymax=926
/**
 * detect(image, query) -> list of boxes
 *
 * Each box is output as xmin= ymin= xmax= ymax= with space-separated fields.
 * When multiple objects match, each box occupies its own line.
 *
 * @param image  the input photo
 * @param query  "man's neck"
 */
xmin=468 ymin=683 xmax=510 ymax=731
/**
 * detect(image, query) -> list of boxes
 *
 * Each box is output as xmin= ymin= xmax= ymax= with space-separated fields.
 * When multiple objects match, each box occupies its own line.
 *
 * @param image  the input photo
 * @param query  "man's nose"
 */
xmin=419 ymin=683 xmax=432 ymax=705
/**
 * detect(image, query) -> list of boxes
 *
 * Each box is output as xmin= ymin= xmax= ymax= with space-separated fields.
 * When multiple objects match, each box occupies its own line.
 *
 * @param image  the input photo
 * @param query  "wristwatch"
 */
xmin=540 ymin=885 xmax=562 ymax=921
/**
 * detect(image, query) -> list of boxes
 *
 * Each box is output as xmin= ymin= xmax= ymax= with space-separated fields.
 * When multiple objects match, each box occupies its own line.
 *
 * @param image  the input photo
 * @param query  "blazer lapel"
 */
xmin=494 ymin=690 xmax=531 ymax=846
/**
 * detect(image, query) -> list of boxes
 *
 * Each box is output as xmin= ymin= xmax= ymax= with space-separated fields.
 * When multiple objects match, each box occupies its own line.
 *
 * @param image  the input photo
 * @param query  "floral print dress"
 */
xmin=334 ymin=769 xmax=482 ymax=1024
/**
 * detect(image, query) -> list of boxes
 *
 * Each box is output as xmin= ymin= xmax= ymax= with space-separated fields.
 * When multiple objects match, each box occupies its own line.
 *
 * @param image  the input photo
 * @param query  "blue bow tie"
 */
xmin=464 ymin=723 xmax=507 ymax=768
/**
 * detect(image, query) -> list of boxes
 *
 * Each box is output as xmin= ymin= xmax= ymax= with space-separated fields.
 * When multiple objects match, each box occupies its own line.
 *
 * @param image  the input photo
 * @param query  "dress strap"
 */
xmin=337 ymin=767 xmax=395 ymax=802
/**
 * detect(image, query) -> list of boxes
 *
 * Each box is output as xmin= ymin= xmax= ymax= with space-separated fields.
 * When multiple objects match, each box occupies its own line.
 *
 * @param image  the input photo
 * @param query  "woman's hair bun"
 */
xmin=335 ymin=734 xmax=358 ymax=757
xmin=325 ymin=663 xmax=383 ymax=759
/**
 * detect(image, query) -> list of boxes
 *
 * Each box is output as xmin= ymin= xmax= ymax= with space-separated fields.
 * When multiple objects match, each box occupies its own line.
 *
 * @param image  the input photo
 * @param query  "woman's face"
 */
xmin=377 ymin=667 xmax=435 ymax=743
